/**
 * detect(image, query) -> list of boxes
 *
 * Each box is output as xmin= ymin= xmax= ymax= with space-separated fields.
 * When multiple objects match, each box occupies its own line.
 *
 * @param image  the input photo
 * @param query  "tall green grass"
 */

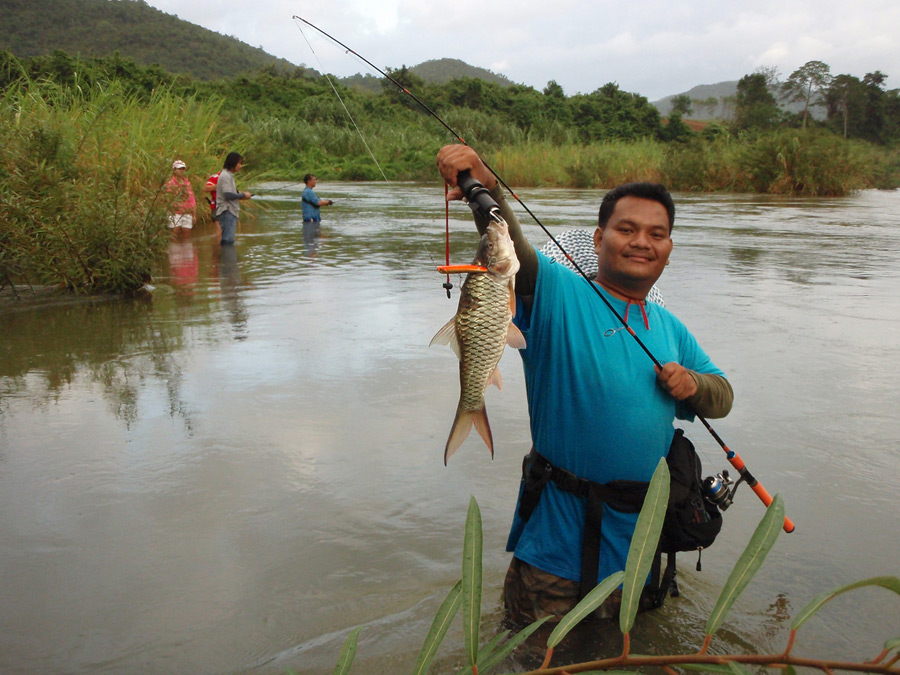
xmin=0 ymin=76 xmax=243 ymax=293
xmin=484 ymin=132 xmax=893 ymax=194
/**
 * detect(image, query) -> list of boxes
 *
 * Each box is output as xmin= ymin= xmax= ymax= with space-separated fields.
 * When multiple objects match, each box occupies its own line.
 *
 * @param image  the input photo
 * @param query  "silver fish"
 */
xmin=430 ymin=217 xmax=526 ymax=464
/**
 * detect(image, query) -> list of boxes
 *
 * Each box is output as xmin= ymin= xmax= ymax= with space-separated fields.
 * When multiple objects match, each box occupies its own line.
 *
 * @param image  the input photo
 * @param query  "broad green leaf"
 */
xmin=705 ymin=494 xmax=784 ymax=636
xmin=332 ymin=626 xmax=361 ymax=675
xmin=548 ymin=571 xmax=625 ymax=648
xmin=620 ymin=458 xmax=670 ymax=635
xmin=679 ymin=665 xmax=736 ymax=673
xmin=791 ymin=576 xmax=900 ymax=630
xmin=462 ymin=496 xmax=483 ymax=669
xmin=478 ymin=616 xmax=552 ymax=673
xmin=413 ymin=580 xmax=462 ymax=675
xmin=885 ymin=636 xmax=900 ymax=650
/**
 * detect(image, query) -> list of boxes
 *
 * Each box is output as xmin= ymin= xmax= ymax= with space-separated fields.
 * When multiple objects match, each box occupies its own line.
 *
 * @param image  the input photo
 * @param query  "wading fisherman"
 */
xmin=301 ymin=173 xmax=333 ymax=244
xmin=215 ymin=152 xmax=252 ymax=246
xmin=436 ymin=144 xmax=734 ymax=624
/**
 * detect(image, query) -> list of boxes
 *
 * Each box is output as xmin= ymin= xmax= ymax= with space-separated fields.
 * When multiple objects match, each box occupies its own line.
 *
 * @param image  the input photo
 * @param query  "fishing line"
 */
xmin=293 ymin=18 xmax=389 ymax=183
xmin=292 ymin=15 xmax=794 ymax=533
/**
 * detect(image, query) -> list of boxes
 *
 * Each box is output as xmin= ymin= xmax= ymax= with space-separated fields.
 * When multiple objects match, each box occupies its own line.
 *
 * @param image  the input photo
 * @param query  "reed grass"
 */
xmin=1 ymin=76 xmax=244 ymax=293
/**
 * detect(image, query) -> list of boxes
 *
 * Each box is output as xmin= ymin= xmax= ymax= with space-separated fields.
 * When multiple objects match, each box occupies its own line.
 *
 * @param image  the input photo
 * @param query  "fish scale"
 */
xmin=456 ymin=271 xmax=514 ymax=412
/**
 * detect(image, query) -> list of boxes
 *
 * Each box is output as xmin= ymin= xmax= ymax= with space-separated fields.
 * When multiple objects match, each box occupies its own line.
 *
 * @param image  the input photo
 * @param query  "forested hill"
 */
xmin=0 ymin=0 xmax=305 ymax=81
xmin=411 ymin=59 xmax=515 ymax=87
xmin=0 ymin=0 xmax=518 ymax=88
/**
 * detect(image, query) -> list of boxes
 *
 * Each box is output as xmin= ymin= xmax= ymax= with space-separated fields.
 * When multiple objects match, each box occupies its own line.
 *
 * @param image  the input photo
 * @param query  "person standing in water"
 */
xmin=301 ymin=173 xmax=333 ymax=241
xmin=203 ymin=170 xmax=221 ymax=238
xmin=165 ymin=160 xmax=197 ymax=237
xmin=215 ymin=152 xmax=251 ymax=245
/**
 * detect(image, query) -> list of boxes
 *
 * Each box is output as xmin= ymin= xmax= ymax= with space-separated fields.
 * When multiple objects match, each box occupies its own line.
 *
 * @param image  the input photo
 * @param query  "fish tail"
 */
xmin=443 ymin=405 xmax=494 ymax=465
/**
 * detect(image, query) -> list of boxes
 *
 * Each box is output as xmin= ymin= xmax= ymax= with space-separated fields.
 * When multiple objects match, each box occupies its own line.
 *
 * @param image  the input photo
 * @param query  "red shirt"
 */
xmin=205 ymin=173 xmax=220 ymax=212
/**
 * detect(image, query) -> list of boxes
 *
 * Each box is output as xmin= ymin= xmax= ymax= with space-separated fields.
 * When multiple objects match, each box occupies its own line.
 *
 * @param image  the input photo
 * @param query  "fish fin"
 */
xmin=444 ymin=408 xmax=473 ymax=465
xmin=429 ymin=318 xmax=462 ymax=360
xmin=488 ymin=366 xmax=503 ymax=391
xmin=472 ymin=407 xmax=494 ymax=460
xmin=443 ymin=406 xmax=494 ymax=464
xmin=506 ymin=323 xmax=526 ymax=350
xmin=508 ymin=281 xmax=517 ymax=315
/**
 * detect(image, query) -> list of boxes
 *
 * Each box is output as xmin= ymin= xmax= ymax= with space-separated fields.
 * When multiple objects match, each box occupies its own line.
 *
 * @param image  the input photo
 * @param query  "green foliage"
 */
xmin=705 ymin=495 xmax=784 ymax=637
xmin=670 ymin=94 xmax=693 ymax=117
xmin=413 ymin=581 xmax=462 ymax=675
xmin=332 ymin=627 xmax=361 ymax=675
xmin=462 ymin=497 xmax=483 ymax=668
xmin=620 ymin=459 xmax=669 ymax=635
xmin=546 ymin=572 xmax=624 ymax=648
xmin=568 ymin=83 xmax=664 ymax=142
xmin=734 ymin=73 xmax=781 ymax=130
xmin=738 ymin=128 xmax=878 ymax=195
xmin=0 ymin=72 xmax=244 ymax=293
xmin=782 ymin=60 xmax=832 ymax=129
xmin=791 ymin=576 xmax=900 ymax=630
xmin=410 ymin=58 xmax=516 ymax=88
xmin=1 ymin=0 xmax=304 ymax=81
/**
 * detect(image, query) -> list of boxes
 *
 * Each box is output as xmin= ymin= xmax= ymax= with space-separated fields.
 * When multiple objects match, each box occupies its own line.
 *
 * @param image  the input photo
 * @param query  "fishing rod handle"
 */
xmin=456 ymin=171 xmax=501 ymax=220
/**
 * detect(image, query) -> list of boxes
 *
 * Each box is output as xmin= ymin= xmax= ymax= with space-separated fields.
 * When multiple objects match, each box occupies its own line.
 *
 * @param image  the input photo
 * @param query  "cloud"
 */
xmin=145 ymin=0 xmax=898 ymax=100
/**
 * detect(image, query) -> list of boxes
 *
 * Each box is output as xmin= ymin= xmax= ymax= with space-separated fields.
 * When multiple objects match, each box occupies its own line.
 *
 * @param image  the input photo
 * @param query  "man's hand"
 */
xmin=436 ymin=144 xmax=497 ymax=200
xmin=656 ymin=362 xmax=698 ymax=401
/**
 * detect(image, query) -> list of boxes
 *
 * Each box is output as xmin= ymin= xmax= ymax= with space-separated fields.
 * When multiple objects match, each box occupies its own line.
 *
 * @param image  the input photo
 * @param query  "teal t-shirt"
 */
xmin=506 ymin=251 xmax=725 ymax=584
xmin=301 ymin=186 xmax=321 ymax=222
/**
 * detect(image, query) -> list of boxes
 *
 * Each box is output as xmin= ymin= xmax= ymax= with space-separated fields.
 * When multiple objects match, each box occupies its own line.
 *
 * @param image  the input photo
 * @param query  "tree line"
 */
xmin=4 ymin=50 xmax=899 ymax=145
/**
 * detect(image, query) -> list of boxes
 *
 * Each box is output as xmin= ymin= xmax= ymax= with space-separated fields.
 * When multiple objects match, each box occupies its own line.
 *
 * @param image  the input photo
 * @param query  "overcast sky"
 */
xmin=143 ymin=0 xmax=898 ymax=101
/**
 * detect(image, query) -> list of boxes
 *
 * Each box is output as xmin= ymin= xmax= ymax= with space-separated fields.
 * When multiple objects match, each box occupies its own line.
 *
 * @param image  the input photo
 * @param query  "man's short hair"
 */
xmin=598 ymin=182 xmax=675 ymax=231
xmin=223 ymin=152 xmax=243 ymax=171
xmin=303 ymin=174 xmax=315 ymax=185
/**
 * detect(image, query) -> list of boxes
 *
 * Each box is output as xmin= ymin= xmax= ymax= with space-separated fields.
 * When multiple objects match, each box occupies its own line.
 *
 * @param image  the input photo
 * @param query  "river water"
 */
xmin=1 ymin=183 xmax=898 ymax=674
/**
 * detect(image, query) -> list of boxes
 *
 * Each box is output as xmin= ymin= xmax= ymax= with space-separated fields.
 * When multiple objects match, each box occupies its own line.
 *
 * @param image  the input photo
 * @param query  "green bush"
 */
xmin=0 ymin=75 xmax=244 ymax=293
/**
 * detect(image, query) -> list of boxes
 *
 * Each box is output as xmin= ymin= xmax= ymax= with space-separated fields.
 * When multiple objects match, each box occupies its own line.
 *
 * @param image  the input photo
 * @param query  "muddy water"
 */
xmin=1 ymin=184 xmax=898 ymax=673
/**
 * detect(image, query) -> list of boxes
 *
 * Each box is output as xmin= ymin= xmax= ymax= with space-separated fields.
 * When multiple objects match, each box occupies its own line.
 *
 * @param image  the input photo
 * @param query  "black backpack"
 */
xmin=661 ymin=429 xmax=723 ymax=555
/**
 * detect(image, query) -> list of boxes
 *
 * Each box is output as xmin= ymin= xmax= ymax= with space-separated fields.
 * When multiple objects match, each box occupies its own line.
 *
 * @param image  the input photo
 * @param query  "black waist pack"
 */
xmin=518 ymin=429 xmax=722 ymax=600
xmin=660 ymin=429 xmax=722 ymax=554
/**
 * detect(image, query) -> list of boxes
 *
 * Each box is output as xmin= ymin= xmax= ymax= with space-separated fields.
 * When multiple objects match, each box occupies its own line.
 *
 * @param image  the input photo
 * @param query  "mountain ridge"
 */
xmin=3 ymin=0 xmax=776 ymax=115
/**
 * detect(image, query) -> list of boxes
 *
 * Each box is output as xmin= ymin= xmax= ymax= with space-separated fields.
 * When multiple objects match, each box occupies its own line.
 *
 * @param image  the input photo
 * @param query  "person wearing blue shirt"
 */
xmin=301 ymin=174 xmax=332 ymax=223
xmin=436 ymin=144 xmax=733 ymax=624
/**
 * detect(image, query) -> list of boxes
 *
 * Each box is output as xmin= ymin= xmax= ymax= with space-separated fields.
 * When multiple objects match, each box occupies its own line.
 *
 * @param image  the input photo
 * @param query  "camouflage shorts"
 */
xmin=502 ymin=557 xmax=658 ymax=624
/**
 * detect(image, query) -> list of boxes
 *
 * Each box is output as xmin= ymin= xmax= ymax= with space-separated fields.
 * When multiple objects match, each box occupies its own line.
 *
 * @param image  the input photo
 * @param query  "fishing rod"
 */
xmin=293 ymin=16 xmax=794 ymax=533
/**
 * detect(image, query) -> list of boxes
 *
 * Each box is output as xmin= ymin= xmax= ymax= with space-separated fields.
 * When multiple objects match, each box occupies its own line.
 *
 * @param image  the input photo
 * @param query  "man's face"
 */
xmin=234 ymin=160 xmax=243 ymax=173
xmin=594 ymin=196 xmax=673 ymax=293
xmin=307 ymin=176 xmax=317 ymax=187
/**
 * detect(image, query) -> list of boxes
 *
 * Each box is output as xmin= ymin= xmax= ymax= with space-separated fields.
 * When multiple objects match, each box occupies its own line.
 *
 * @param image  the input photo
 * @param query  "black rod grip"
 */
xmin=457 ymin=171 xmax=500 ymax=219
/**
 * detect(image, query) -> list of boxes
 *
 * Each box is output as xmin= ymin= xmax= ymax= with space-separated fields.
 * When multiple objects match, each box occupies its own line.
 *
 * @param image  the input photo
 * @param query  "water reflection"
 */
xmin=167 ymin=239 xmax=199 ymax=291
xmin=214 ymin=245 xmax=249 ymax=340
xmin=303 ymin=220 xmax=321 ymax=256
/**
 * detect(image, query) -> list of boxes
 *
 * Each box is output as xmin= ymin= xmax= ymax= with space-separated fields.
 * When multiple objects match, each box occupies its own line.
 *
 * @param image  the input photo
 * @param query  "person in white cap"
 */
xmin=165 ymin=159 xmax=197 ymax=236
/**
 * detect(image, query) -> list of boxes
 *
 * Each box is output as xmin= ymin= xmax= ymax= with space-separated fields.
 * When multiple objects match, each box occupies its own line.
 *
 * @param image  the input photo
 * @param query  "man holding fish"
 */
xmin=435 ymin=144 xmax=733 ymax=623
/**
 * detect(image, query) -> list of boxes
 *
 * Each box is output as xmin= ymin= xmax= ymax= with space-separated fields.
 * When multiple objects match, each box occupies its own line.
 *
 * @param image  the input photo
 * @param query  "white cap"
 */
xmin=172 ymin=160 xmax=187 ymax=170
